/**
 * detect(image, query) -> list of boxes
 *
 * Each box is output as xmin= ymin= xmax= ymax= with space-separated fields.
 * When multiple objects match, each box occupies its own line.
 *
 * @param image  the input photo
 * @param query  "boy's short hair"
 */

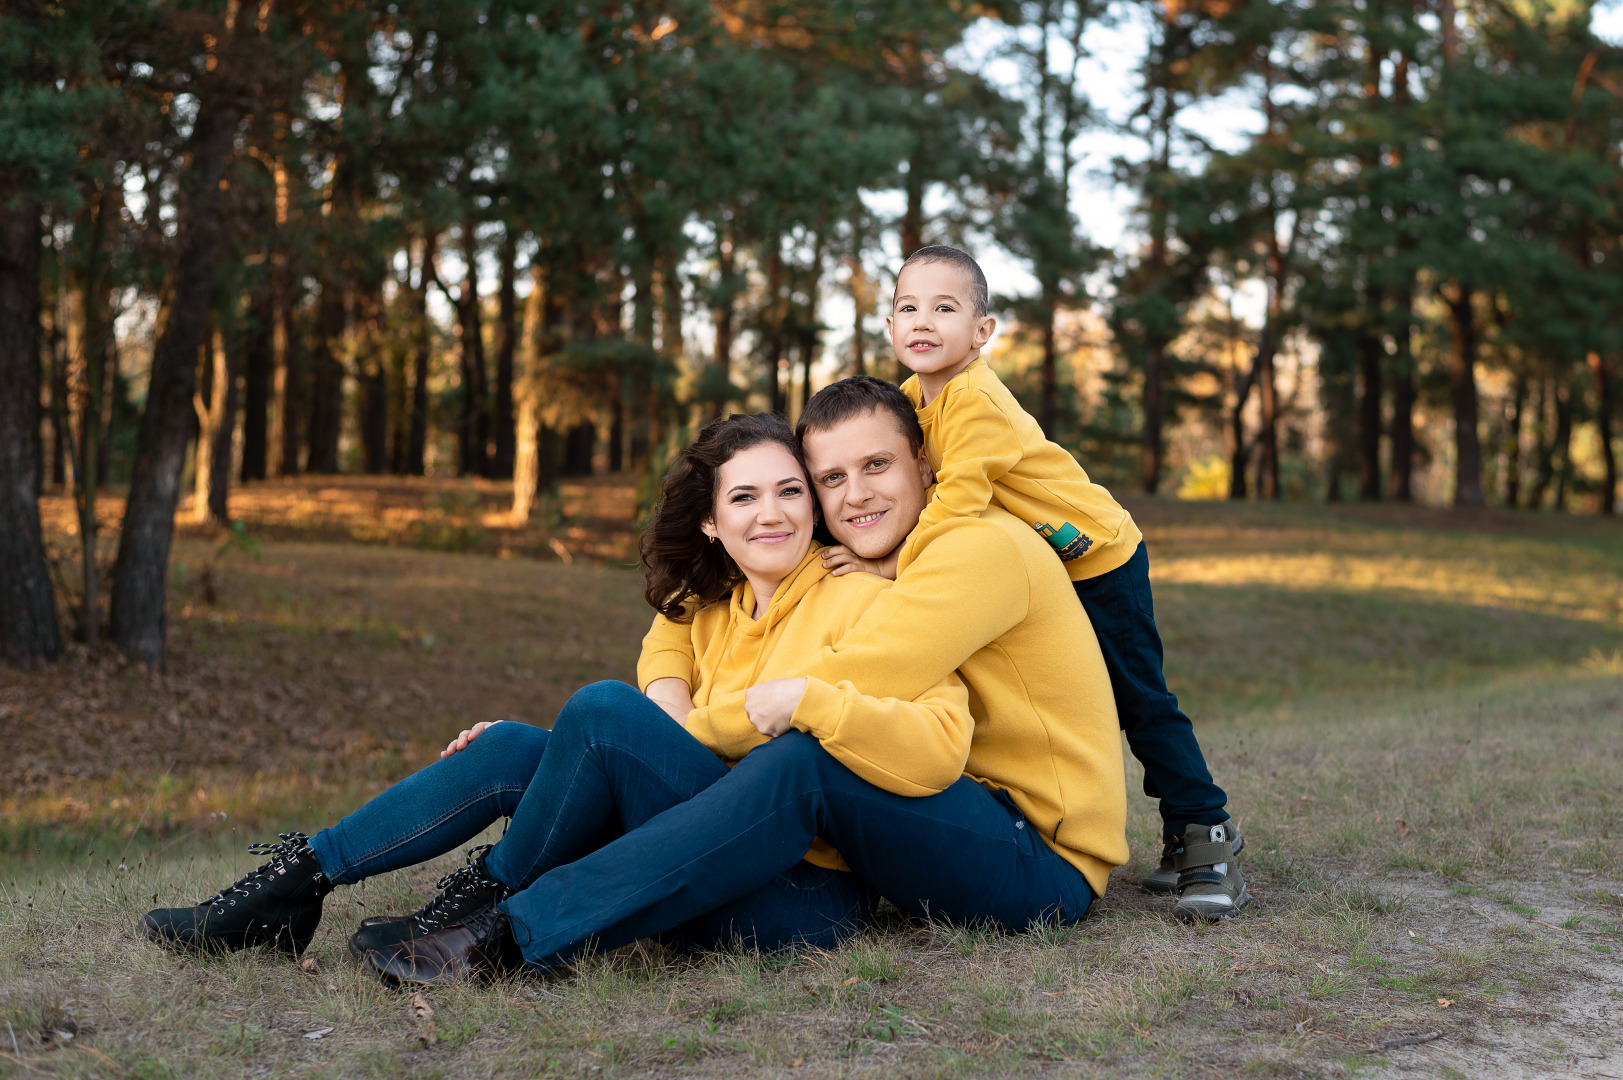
xmin=898 ymin=245 xmax=989 ymax=318
xmin=797 ymin=376 xmax=924 ymax=459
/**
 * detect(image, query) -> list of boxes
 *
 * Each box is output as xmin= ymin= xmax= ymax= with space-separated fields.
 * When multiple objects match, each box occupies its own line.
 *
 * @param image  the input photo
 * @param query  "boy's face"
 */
xmin=886 ymin=261 xmax=997 ymax=390
xmin=801 ymin=408 xmax=933 ymax=561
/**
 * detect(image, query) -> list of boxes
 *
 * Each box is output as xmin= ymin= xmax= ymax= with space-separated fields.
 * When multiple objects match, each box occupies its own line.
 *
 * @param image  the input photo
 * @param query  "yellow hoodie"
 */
xmin=641 ymin=513 xmax=1128 ymax=897
xmin=637 ymin=545 xmax=973 ymax=871
xmin=901 ymin=359 xmax=1143 ymax=582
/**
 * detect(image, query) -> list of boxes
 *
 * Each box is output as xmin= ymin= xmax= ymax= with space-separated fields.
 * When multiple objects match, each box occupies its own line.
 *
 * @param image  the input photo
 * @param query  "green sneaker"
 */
xmin=1172 ymin=822 xmax=1249 ymax=922
xmin=1141 ymin=835 xmax=1183 ymax=894
xmin=1143 ymin=826 xmax=1244 ymax=894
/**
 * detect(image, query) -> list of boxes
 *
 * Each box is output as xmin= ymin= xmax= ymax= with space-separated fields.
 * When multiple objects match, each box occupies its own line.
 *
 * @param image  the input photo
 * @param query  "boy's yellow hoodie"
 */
xmin=900 ymin=359 xmax=1143 ymax=582
xmin=637 ymin=544 xmax=973 ymax=871
xmin=641 ymin=513 xmax=1128 ymax=897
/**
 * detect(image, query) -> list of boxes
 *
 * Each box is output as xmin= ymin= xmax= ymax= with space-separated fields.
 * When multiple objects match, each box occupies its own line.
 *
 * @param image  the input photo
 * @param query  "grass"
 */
xmin=3 ymin=492 xmax=1622 ymax=1077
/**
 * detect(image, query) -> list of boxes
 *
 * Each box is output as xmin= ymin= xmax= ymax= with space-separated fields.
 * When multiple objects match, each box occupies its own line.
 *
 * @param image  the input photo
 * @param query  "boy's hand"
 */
xmin=744 ymin=677 xmax=807 ymax=737
xmin=821 ymin=545 xmax=899 ymax=580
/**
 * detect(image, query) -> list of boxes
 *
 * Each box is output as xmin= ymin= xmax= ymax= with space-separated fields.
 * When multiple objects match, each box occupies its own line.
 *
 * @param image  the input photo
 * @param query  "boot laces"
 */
xmin=411 ymin=845 xmax=509 ymax=934
xmin=200 ymin=832 xmax=319 ymax=911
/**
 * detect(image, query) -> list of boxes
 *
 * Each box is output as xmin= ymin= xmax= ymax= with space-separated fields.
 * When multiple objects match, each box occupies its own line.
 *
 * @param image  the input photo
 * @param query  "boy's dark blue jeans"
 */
xmin=1071 ymin=541 xmax=1229 ymax=839
xmin=307 ymin=682 xmax=875 ymax=955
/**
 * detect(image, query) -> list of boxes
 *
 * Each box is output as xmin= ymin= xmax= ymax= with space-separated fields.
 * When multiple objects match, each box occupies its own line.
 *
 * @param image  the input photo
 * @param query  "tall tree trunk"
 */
xmin=406 ymin=231 xmax=434 ymax=476
xmin=513 ymin=262 xmax=545 ymax=523
xmin=357 ymin=281 xmax=387 ymax=474
xmin=709 ymin=234 xmax=736 ymax=419
xmin=305 ymin=286 xmax=345 ymax=474
xmin=1256 ymin=335 xmax=1279 ymax=500
xmin=110 ymin=94 xmax=239 ymax=665
xmin=0 ymin=197 xmax=63 ymax=666
xmin=1357 ymin=330 xmax=1383 ymax=500
xmin=456 ymin=223 xmax=487 ymax=477
xmin=1592 ymin=351 xmax=1616 ymax=515
xmin=1038 ymin=301 xmax=1058 ymax=438
xmin=902 ymin=153 xmax=925 ymax=257
xmin=1552 ymin=379 xmax=1574 ymax=510
xmin=72 ymin=181 xmax=119 ymax=646
xmin=1387 ymin=291 xmax=1415 ymax=501
xmin=1227 ymin=350 xmax=1256 ymax=500
xmin=273 ymin=282 xmax=303 ymax=476
xmin=492 ymin=230 xmax=518 ymax=479
xmin=193 ymin=326 xmax=237 ymax=524
xmin=1505 ymin=374 xmax=1526 ymax=508
xmin=241 ymin=276 xmax=273 ymax=481
xmin=1142 ymin=340 xmax=1165 ymax=494
xmin=1445 ymin=283 xmax=1484 ymax=507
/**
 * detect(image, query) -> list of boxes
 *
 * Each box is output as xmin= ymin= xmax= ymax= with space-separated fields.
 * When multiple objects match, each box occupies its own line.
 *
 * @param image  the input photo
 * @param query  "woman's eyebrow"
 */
xmin=726 ymin=484 xmax=759 ymax=496
xmin=776 ymin=476 xmax=804 ymax=486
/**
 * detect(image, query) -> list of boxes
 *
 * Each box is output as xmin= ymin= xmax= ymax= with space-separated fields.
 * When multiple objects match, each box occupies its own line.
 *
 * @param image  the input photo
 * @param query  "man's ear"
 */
xmin=973 ymin=314 xmax=997 ymax=349
xmin=915 ymin=447 xmax=935 ymax=488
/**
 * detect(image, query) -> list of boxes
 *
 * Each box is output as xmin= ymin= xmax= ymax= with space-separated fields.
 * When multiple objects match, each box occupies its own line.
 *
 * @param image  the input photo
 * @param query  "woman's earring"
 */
xmin=709 ymin=536 xmax=717 ymax=543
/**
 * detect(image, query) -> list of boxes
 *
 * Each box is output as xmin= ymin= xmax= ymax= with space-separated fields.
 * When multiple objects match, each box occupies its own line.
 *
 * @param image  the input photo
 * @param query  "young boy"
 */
xmin=823 ymin=245 xmax=1247 ymax=921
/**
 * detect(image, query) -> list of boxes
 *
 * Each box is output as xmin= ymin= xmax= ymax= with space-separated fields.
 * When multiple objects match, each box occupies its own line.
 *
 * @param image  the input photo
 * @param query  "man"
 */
xmin=373 ymin=379 xmax=1132 ymax=981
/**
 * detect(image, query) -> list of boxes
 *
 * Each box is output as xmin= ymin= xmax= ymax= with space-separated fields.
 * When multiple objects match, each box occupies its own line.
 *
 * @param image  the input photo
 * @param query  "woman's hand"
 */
xmin=744 ymin=677 xmax=808 ymax=737
xmin=645 ymin=677 xmax=695 ymax=726
xmin=820 ymin=545 xmax=898 ymax=580
xmin=441 ymin=721 xmax=500 ymax=758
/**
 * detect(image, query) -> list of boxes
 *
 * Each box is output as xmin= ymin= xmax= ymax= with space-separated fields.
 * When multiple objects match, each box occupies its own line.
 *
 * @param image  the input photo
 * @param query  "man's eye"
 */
xmin=867 ymin=459 xmax=888 ymax=470
xmin=820 ymin=474 xmax=844 ymax=485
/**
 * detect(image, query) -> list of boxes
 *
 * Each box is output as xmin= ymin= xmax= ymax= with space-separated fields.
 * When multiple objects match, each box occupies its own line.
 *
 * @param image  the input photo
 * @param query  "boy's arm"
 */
xmin=636 ymin=611 xmax=698 ymax=691
xmin=898 ymin=389 xmax=1025 ymax=569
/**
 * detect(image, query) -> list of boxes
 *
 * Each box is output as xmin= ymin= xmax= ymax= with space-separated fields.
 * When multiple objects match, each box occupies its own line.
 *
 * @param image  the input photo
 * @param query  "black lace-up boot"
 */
xmin=367 ymin=903 xmax=524 ymax=987
xmin=348 ymin=844 xmax=513 ymax=959
xmin=142 ymin=833 xmax=334 ymax=955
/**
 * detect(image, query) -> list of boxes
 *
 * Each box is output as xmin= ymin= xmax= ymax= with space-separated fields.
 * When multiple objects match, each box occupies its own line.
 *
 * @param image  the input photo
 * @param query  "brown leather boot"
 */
xmin=365 ymin=904 xmax=524 ymax=987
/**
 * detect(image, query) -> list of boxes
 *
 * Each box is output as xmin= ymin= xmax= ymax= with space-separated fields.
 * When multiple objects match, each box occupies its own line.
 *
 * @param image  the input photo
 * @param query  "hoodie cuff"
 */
xmin=790 ymin=677 xmax=844 ymax=741
xmin=637 ymin=656 xmax=694 ymax=693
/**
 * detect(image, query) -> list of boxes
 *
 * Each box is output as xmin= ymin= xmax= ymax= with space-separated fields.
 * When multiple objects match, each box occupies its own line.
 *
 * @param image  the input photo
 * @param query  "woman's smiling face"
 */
xmin=701 ymin=441 xmax=814 ymax=603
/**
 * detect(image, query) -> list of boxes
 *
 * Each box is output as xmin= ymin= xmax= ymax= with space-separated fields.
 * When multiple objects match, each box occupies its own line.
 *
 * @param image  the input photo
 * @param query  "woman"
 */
xmin=143 ymin=414 xmax=968 ymax=974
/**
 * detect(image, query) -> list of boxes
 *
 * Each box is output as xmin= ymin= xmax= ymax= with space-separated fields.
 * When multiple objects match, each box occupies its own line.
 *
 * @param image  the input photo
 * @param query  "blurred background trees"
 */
xmin=2 ymin=0 xmax=1621 ymax=665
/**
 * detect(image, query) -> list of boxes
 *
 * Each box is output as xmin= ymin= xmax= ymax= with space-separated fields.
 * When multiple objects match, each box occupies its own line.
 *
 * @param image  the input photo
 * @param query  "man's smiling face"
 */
xmin=801 ymin=407 xmax=933 ymax=560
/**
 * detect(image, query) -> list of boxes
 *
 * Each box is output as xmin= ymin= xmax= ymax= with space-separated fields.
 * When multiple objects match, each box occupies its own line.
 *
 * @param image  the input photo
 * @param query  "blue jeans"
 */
xmin=308 ymin=682 xmax=874 ymax=954
xmin=1072 ymin=541 xmax=1228 ymax=837
xmin=500 ymin=727 xmax=1093 ymax=971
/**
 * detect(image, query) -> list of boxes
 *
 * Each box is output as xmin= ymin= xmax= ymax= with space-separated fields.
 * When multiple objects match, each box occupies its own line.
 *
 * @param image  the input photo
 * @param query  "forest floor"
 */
xmin=3 ymin=483 xmax=1623 ymax=1079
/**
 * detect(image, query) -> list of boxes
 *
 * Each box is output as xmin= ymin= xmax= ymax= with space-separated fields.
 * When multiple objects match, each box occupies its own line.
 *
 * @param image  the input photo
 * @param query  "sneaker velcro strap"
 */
xmin=1173 ymin=840 xmax=1231 ymax=871
xmin=1178 ymin=868 xmax=1226 ymax=887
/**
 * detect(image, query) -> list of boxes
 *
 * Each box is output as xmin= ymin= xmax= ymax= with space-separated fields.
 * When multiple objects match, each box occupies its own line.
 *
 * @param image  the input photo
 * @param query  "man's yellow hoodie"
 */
xmin=642 ymin=513 xmax=1128 ymax=898
xmin=638 ymin=545 xmax=973 ymax=870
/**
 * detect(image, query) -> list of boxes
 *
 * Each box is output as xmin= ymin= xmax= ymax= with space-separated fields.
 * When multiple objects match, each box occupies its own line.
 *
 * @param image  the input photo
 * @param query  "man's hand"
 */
xmin=821 ymin=545 xmax=899 ymax=580
xmin=744 ymin=677 xmax=808 ymax=737
xmin=645 ymin=677 xmax=695 ymax=726
xmin=441 ymin=721 xmax=499 ymax=758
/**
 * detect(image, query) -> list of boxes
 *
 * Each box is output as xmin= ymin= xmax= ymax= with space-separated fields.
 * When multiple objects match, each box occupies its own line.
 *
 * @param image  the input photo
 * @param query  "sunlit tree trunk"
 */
xmin=193 ymin=326 xmax=237 ymax=525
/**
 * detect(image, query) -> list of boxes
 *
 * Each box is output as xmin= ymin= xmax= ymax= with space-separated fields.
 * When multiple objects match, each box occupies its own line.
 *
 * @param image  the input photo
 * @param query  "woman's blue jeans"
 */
xmin=306 ymin=681 xmax=875 ymax=954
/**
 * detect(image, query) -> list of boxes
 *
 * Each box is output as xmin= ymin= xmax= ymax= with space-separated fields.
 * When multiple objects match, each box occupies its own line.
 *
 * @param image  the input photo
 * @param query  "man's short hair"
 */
xmin=796 ymin=375 xmax=924 ymax=459
xmin=898 ymin=245 xmax=989 ymax=318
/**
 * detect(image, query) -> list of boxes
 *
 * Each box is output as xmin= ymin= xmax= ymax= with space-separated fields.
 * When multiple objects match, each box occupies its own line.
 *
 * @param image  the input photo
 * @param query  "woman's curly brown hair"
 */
xmin=640 ymin=413 xmax=805 ymax=620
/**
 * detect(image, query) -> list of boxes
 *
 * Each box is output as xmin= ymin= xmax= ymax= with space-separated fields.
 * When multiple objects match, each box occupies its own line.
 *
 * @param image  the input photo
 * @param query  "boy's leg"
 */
xmin=492 ymin=731 xmax=1092 ymax=971
xmin=1069 ymin=541 xmax=1227 ymax=837
xmin=1071 ymin=542 xmax=1246 ymax=919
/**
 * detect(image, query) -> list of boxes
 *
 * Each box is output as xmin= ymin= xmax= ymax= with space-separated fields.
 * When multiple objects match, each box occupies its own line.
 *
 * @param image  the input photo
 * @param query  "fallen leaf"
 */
xmin=1396 ymin=819 xmax=1410 ymax=837
xmin=842 ymin=977 xmax=859 ymax=987
xmin=1436 ymin=998 xmax=1453 ymax=1008
xmin=304 ymin=1027 xmax=334 ymax=1040
xmin=790 ymin=1057 xmax=804 ymax=1067
xmin=299 ymin=956 xmax=320 ymax=975
xmin=407 ymin=992 xmax=437 ymax=1048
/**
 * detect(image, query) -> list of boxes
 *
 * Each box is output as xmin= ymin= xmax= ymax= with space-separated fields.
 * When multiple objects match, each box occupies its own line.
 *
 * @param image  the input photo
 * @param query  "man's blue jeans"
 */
xmin=307 ymin=681 xmax=874 ymax=953
xmin=1072 ymin=541 xmax=1228 ymax=837
xmin=497 ymin=709 xmax=1094 ymax=971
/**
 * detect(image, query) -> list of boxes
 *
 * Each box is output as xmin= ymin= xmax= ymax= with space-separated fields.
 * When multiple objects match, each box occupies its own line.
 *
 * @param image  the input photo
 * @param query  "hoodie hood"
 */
xmin=691 ymin=543 xmax=830 ymax=696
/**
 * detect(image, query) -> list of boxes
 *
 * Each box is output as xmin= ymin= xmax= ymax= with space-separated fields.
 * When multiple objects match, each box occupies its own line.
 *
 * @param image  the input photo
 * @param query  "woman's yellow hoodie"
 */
xmin=638 ymin=545 xmax=973 ymax=871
